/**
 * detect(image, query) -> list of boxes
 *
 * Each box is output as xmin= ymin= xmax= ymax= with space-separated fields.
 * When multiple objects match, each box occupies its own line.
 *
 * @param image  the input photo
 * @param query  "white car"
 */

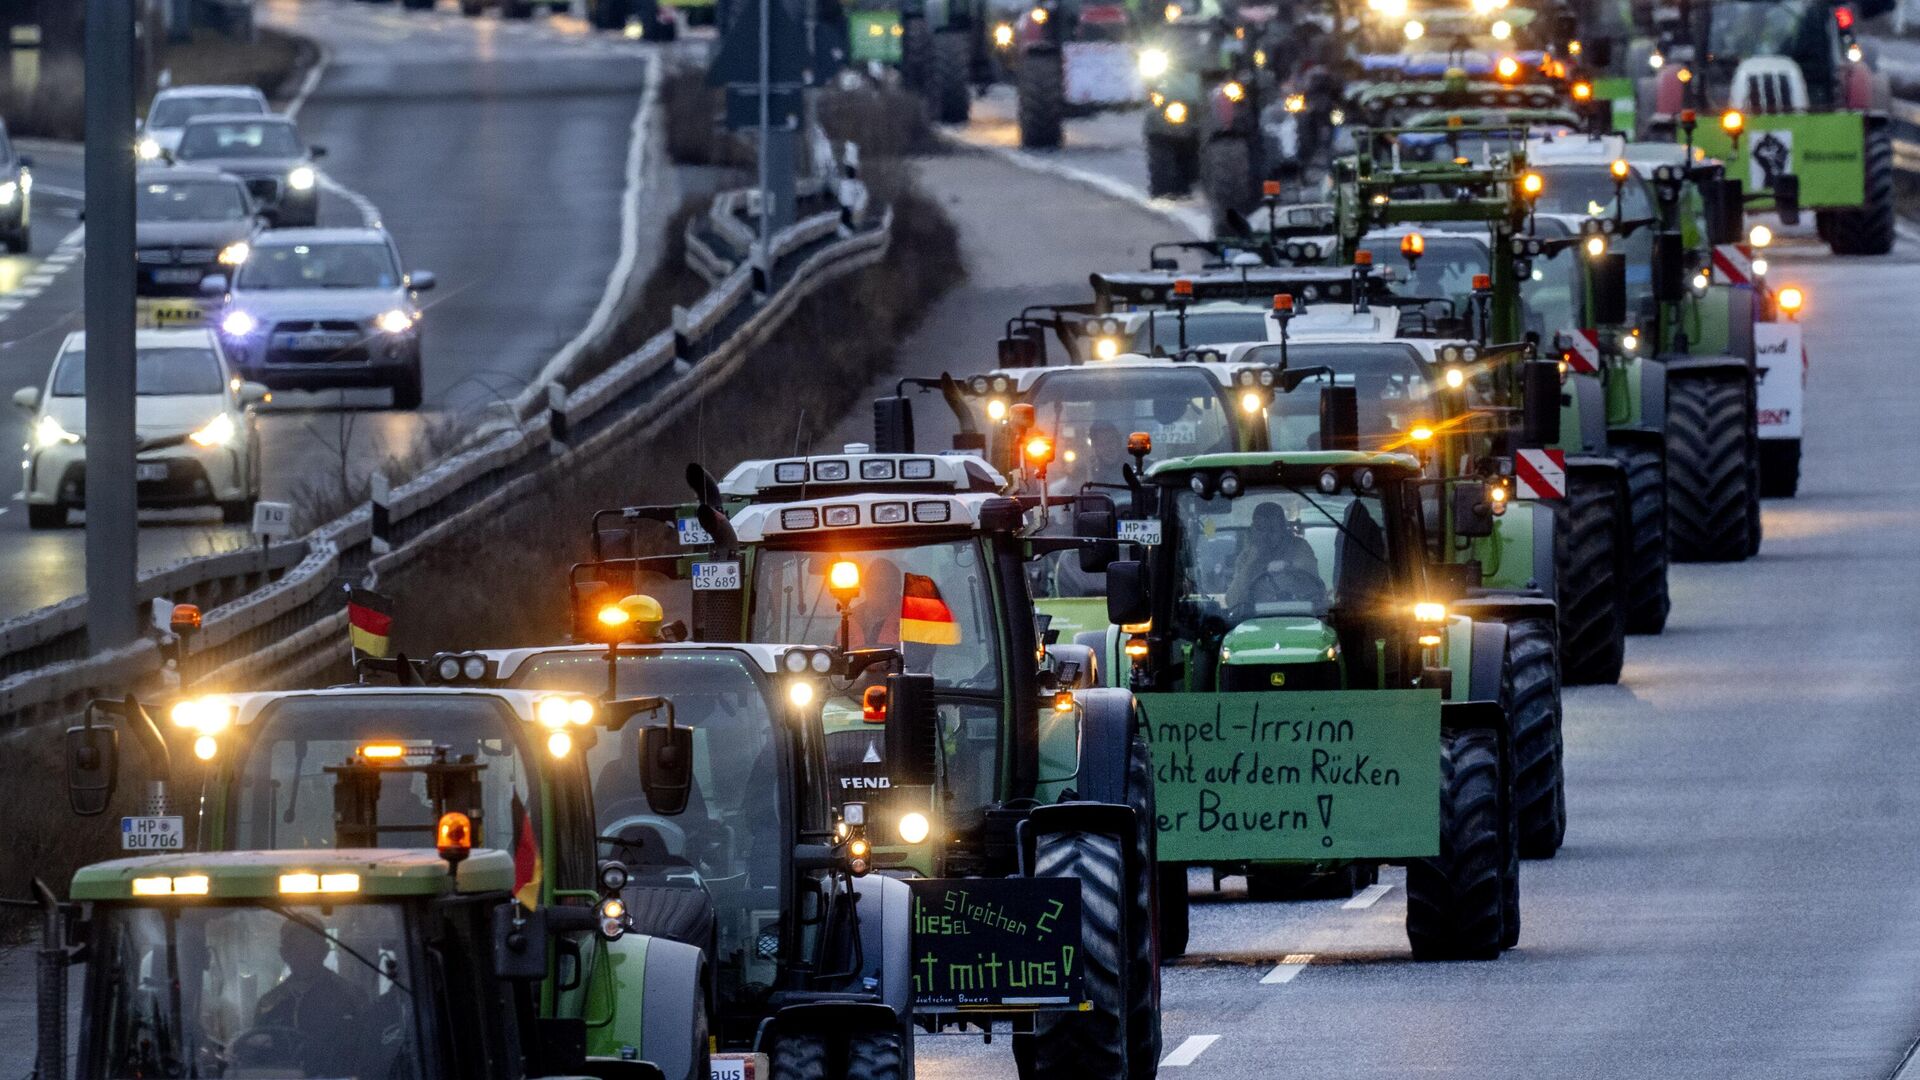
xmin=13 ymin=328 xmax=265 ymax=529
xmin=138 ymin=84 xmax=270 ymax=162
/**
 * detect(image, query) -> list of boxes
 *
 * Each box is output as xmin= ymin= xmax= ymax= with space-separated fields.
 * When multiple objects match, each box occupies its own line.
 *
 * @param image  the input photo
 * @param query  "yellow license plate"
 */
xmin=137 ymin=298 xmax=209 ymax=329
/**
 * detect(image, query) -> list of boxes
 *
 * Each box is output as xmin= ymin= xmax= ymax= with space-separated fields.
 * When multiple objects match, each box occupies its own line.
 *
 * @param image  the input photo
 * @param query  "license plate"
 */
xmin=121 ymin=815 xmax=185 ymax=851
xmin=691 ymin=560 xmax=741 ymax=591
xmin=711 ymin=1055 xmax=767 ymax=1080
xmin=1118 ymin=519 xmax=1162 ymax=545
xmin=152 ymin=267 xmax=204 ymax=284
xmin=138 ymin=299 xmax=207 ymax=328
xmin=276 ymin=332 xmax=358 ymax=351
xmin=676 ymin=516 xmax=714 ymax=546
xmin=136 ymin=462 xmax=169 ymax=482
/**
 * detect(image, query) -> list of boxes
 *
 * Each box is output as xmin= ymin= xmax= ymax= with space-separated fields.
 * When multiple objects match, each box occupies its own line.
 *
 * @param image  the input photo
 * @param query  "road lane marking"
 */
xmin=1261 ymin=953 xmax=1314 ymax=984
xmin=1161 ymin=1035 xmax=1221 ymax=1068
xmin=1343 ymin=882 xmax=1394 ymax=910
xmin=21 ymin=274 xmax=54 ymax=287
xmin=33 ymin=184 xmax=85 ymax=202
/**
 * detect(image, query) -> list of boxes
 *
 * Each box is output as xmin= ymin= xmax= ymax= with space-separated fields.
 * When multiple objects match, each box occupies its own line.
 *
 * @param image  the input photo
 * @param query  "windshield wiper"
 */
xmin=269 ymin=905 xmax=415 ymax=996
xmin=1282 ymin=482 xmax=1389 ymax=566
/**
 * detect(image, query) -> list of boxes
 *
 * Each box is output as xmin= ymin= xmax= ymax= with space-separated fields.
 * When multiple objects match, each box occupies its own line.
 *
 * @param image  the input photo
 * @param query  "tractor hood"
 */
xmin=1218 ymin=617 xmax=1339 ymax=667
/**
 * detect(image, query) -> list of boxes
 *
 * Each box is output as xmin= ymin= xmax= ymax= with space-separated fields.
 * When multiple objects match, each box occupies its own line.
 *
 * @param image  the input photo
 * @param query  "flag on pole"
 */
xmin=900 ymin=573 xmax=962 ymax=645
xmin=511 ymin=790 xmax=542 ymax=910
xmin=347 ymin=588 xmax=394 ymax=658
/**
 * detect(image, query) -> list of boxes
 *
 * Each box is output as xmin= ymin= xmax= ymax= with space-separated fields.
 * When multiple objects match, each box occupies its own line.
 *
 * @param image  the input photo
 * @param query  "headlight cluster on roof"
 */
xmin=776 ymin=500 xmax=955 ymax=531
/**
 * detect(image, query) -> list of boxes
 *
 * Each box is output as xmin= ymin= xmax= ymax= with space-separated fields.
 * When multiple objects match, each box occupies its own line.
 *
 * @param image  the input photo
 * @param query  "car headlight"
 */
xmin=0 ymin=181 xmax=16 ymax=206
xmin=220 ymin=310 xmax=257 ymax=337
xmin=376 ymin=309 xmax=414 ymax=334
xmin=189 ymin=412 xmax=236 ymax=448
xmin=993 ymin=21 xmax=1014 ymax=47
xmin=34 ymin=414 xmax=79 ymax=449
xmin=1139 ymin=48 xmax=1170 ymax=78
xmin=287 ymin=165 xmax=317 ymax=192
xmin=218 ymin=242 xmax=250 ymax=266
xmin=137 ymin=137 xmax=162 ymax=161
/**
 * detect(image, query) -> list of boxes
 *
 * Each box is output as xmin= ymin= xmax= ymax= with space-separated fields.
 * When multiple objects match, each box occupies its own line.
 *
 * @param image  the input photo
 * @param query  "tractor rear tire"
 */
xmin=1407 ymin=728 xmax=1508 ymax=960
xmin=1201 ymin=136 xmax=1258 ymax=227
xmin=1666 ymin=371 xmax=1753 ymax=562
xmin=900 ymin=16 xmax=931 ymax=94
xmin=1017 ymin=52 xmax=1065 ymax=150
xmin=1825 ymin=125 xmax=1895 ymax=256
xmin=1610 ymin=441 xmax=1670 ymax=634
xmin=1026 ymin=830 xmax=1130 ymax=1079
xmin=1159 ymin=863 xmax=1190 ymax=958
xmin=930 ymin=29 xmax=972 ymax=123
xmin=1123 ymin=731 xmax=1163 ymax=1080
xmin=846 ymin=1029 xmax=907 ymax=1080
xmin=1760 ymin=438 xmax=1801 ymax=497
xmin=1146 ymin=133 xmax=1195 ymax=197
xmin=770 ymin=1030 xmax=829 ymax=1080
xmin=1504 ymin=616 xmax=1565 ymax=860
xmin=1556 ymin=469 xmax=1626 ymax=686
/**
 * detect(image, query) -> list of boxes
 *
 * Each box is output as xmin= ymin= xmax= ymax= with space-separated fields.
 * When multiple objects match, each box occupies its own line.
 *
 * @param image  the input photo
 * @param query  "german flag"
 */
xmin=900 ymin=573 xmax=962 ymax=646
xmin=347 ymin=588 xmax=393 ymax=659
xmin=511 ymin=790 xmax=542 ymax=910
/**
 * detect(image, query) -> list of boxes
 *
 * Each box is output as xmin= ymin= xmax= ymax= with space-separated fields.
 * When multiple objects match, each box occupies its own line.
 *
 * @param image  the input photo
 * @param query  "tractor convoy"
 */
xmin=30 ymin=0 xmax=1846 ymax=1075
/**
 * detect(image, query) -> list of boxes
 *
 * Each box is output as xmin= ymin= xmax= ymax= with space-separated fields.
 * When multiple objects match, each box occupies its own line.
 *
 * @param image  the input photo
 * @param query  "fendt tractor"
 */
xmin=59 ymin=681 xmax=710 ymax=1080
xmin=30 ymin=847 xmax=676 ymax=1080
xmin=1644 ymin=0 xmax=1896 ymax=255
xmin=569 ymin=457 xmax=1164 ymax=1079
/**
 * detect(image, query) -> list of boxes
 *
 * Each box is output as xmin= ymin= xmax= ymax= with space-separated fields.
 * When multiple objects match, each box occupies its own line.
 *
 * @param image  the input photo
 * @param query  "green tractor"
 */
xmin=572 ymin=455 xmax=1165 ymax=1078
xmin=61 ymin=686 xmax=711 ymax=1079
xmin=1137 ymin=10 xmax=1232 ymax=197
xmin=1642 ymin=0 xmax=1896 ymax=255
xmin=1011 ymin=0 xmax=1148 ymax=148
xmin=1093 ymin=445 xmax=1527 ymax=959
xmin=31 ymin=848 xmax=673 ymax=1080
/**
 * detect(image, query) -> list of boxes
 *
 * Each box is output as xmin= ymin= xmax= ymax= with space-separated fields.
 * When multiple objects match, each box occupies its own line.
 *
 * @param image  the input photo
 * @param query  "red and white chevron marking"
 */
xmin=1562 ymin=328 xmax=1602 ymax=374
xmin=1515 ymin=448 xmax=1567 ymax=500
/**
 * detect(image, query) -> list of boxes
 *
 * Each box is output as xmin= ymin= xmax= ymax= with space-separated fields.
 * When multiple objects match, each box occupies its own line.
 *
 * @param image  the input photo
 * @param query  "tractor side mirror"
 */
xmin=492 ymin=904 xmax=549 ymax=980
xmin=1150 ymin=256 xmax=1178 ymax=271
xmin=1451 ymin=481 xmax=1495 ymax=538
xmin=1520 ymin=360 xmax=1562 ymax=448
xmin=1591 ymin=252 xmax=1628 ymax=326
xmin=884 ymin=673 xmax=939 ymax=787
xmin=1073 ymin=493 xmax=1118 ymax=573
xmin=1318 ymin=385 xmax=1359 ymax=451
xmin=1105 ymin=559 xmax=1151 ymax=626
xmin=636 ymin=725 xmax=694 ymax=816
xmin=1653 ymin=232 xmax=1686 ymax=304
xmin=1706 ymin=178 xmax=1744 ymax=245
xmin=65 ymin=720 xmax=120 ymax=817
xmin=1771 ymin=172 xmax=1801 ymax=226
xmin=998 ymin=331 xmax=1044 ymax=368
xmin=873 ymin=395 xmax=915 ymax=454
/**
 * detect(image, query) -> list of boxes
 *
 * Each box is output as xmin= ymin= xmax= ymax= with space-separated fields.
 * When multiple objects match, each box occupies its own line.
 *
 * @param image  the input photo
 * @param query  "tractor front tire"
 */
xmin=1201 ymin=136 xmax=1258 ymax=227
xmin=930 ymin=29 xmax=972 ymax=123
xmin=1825 ymin=125 xmax=1895 ymax=256
xmin=1017 ymin=52 xmax=1065 ymax=150
xmin=1610 ymin=441 xmax=1670 ymax=634
xmin=1504 ymin=616 xmax=1565 ymax=860
xmin=846 ymin=1029 xmax=907 ymax=1080
xmin=769 ymin=1030 xmax=829 ymax=1080
xmin=1556 ymin=469 xmax=1627 ymax=686
xmin=1024 ymin=830 xmax=1129 ymax=1079
xmin=1666 ymin=371 xmax=1753 ymax=562
xmin=1407 ymin=728 xmax=1508 ymax=960
xmin=1146 ymin=132 xmax=1195 ymax=197
xmin=1760 ymin=438 xmax=1801 ymax=497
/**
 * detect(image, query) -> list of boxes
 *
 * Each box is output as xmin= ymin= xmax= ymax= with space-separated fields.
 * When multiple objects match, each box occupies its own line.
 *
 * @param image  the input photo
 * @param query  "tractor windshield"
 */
xmin=227 ymin=694 xmax=541 ymax=857
xmin=1521 ymin=241 xmax=1583 ymax=339
xmin=1706 ymin=0 xmax=1821 ymax=61
xmin=1234 ymin=343 xmax=1438 ymax=451
xmin=86 ymin=901 xmax=423 ymax=1079
xmin=1024 ymin=366 xmax=1236 ymax=488
xmin=1132 ymin=309 xmax=1275 ymax=352
xmin=1361 ymin=233 xmax=1489 ymax=312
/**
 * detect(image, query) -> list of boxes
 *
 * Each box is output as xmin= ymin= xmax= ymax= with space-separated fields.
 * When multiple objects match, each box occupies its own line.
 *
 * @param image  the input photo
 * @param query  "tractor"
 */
xmin=1011 ymin=0 xmax=1147 ymax=148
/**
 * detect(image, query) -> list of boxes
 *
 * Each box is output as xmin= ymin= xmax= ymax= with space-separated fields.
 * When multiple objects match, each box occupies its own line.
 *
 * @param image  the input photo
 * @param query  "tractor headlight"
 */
xmin=34 ymin=414 xmax=79 ymax=448
xmin=899 ymin=812 xmax=931 ymax=844
xmin=189 ymin=412 xmax=236 ymax=448
xmin=287 ymin=165 xmax=317 ymax=192
xmin=1093 ymin=336 xmax=1120 ymax=360
xmin=993 ymin=22 xmax=1014 ymax=47
xmin=1164 ymin=101 xmax=1188 ymax=124
xmin=1139 ymin=48 xmax=1170 ymax=78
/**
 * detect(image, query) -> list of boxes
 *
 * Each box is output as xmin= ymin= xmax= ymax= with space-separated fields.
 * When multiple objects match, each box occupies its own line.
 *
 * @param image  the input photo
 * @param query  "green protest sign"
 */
xmin=908 ymin=878 xmax=1084 ymax=1010
xmin=1141 ymin=690 xmax=1442 ymax=862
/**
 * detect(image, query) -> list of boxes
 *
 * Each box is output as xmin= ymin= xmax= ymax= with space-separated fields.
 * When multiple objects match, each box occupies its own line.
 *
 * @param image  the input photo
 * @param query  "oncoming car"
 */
xmin=134 ymin=166 xmax=258 ymax=309
xmin=11 ymin=328 xmax=265 ymax=528
xmin=137 ymin=84 xmax=270 ymax=161
xmin=0 ymin=117 xmax=31 ymax=253
xmin=172 ymin=113 xmax=324 ymax=227
xmin=210 ymin=227 xmax=435 ymax=409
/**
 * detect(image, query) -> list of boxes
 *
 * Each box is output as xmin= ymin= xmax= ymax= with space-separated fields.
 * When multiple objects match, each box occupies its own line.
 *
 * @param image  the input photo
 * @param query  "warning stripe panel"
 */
xmin=1712 ymin=243 xmax=1752 ymax=286
xmin=1515 ymin=448 xmax=1567 ymax=500
xmin=1562 ymin=328 xmax=1601 ymax=374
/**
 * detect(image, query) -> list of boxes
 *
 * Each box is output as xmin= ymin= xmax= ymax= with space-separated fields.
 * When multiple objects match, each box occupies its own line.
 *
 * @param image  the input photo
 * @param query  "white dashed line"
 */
xmin=21 ymin=274 xmax=54 ymax=287
xmin=1343 ymin=882 xmax=1394 ymax=910
xmin=1260 ymin=953 xmax=1314 ymax=984
xmin=1161 ymin=1035 xmax=1221 ymax=1068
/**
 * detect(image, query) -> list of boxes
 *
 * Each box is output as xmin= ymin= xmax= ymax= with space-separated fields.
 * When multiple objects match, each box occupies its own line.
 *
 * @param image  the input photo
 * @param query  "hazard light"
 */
xmin=1495 ymin=56 xmax=1520 ymax=80
xmin=1720 ymin=109 xmax=1744 ymax=136
xmin=1777 ymin=286 xmax=1804 ymax=318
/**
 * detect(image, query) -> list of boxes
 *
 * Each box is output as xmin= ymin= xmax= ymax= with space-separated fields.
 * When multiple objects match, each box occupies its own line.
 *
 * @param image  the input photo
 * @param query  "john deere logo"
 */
xmin=1269 ymin=671 xmax=1287 ymax=687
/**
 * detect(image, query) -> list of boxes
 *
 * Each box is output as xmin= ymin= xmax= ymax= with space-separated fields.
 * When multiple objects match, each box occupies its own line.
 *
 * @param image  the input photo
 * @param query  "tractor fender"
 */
xmin=639 ymin=938 xmax=708 ymax=1080
xmin=1634 ymin=357 xmax=1667 ymax=433
xmin=1570 ymin=374 xmax=1608 ymax=454
xmin=1452 ymin=594 xmax=1558 ymax=633
xmin=1466 ymin=619 xmax=1509 ymax=705
xmin=1477 ymin=499 xmax=1556 ymax=599
xmin=765 ymin=999 xmax=901 ymax=1040
xmin=850 ymin=873 xmax=916 ymax=1020
xmin=1664 ymin=353 xmax=1752 ymax=379
xmin=1071 ymin=687 xmax=1140 ymax=805
xmin=1440 ymin=698 xmax=1509 ymax=738
xmin=1564 ymin=452 xmax=1624 ymax=479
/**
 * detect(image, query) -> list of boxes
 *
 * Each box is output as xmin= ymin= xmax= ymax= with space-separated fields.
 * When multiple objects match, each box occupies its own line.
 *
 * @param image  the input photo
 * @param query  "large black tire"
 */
xmin=930 ymin=29 xmax=972 ymax=123
xmin=1122 ymin=731 xmax=1162 ymax=1080
xmin=1017 ymin=52 xmax=1065 ymax=149
xmin=1609 ymin=441 xmax=1670 ymax=635
xmin=1200 ymin=136 xmax=1258 ymax=227
xmin=1825 ymin=125 xmax=1895 ymax=256
xmin=1503 ymin=617 xmax=1564 ymax=860
xmin=846 ymin=1029 xmax=906 ymax=1080
xmin=1666 ymin=371 xmax=1753 ymax=562
xmin=900 ymin=16 xmax=931 ymax=93
xmin=1158 ymin=863 xmax=1189 ymax=959
xmin=769 ymin=1030 xmax=828 ymax=1080
xmin=1025 ymin=831 xmax=1129 ymax=1079
xmin=1760 ymin=438 xmax=1801 ymax=497
xmin=1555 ymin=469 xmax=1626 ymax=686
xmin=1146 ymin=133 xmax=1195 ymax=198
xmin=1407 ymin=728 xmax=1509 ymax=961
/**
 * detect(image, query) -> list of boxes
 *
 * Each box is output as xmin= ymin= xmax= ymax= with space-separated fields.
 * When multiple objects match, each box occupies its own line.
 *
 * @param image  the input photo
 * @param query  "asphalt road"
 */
xmin=0 ymin=0 xmax=666 ymax=620
xmin=833 ymin=146 xmax=1920 ymax=1078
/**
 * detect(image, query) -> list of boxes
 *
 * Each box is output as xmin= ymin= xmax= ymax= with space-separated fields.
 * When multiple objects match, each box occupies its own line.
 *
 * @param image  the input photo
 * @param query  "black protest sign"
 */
xmin=908 ymin=877 xmax=1084 ymax=1010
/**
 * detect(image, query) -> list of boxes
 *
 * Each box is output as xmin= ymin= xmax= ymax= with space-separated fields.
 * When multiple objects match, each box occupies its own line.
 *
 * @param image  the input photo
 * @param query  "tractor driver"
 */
xmin=244 ymin=919 xmax=368 ymax=1074
xmin=1223 ymin=501 xmax=1326 ymax=610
